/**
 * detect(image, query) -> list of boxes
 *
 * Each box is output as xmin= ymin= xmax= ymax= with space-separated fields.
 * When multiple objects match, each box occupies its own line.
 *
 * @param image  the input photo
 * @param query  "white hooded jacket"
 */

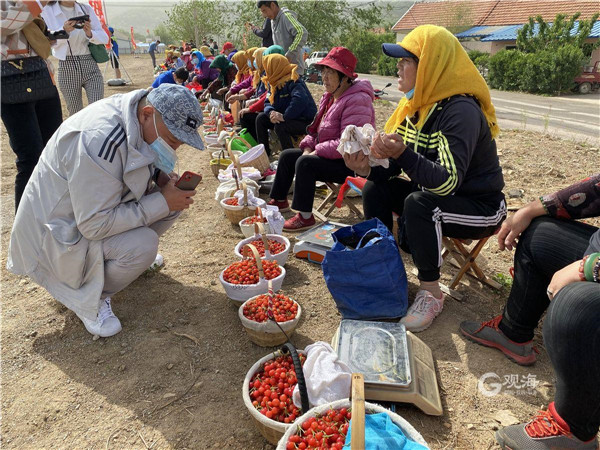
xmin=7 ymin=89 xmax=169 ymax=320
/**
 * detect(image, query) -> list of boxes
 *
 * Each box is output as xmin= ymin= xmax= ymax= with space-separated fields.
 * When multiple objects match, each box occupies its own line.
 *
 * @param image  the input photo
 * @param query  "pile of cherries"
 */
xmin=286 ymin=408 xmax=352 ymax=449
xmin=242 ymin=239 xmax=286 ymax=257
xmin=249 ymin=353 xmax=306 ymax=424
xmin=223 ymin=259 xmax=281 ymax=285
xmin=243 ymin=293 xmax=298 ymax=323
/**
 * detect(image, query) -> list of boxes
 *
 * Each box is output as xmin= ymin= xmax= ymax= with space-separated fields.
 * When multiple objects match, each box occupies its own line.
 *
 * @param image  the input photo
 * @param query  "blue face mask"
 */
xmin=192 ymin=58 xmax=199 ymax=65
xmin=404 ymin=88 xmax=415 ymax=100
xmin=149 ymin=112 xmax=178 ymax=174
xmin=253 ymin=60 xmax=258 ymax=70
xmin=247 ymin=60 xmax=253 ymax=69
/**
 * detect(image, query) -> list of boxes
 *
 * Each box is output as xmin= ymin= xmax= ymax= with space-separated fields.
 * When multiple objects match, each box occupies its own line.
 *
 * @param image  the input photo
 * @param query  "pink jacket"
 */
xmin=300 ymin=79 xmax=375 ymax=159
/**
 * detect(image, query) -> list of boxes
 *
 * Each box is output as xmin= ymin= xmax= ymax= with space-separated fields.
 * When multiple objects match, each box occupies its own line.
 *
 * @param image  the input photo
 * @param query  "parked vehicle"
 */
xmin=573 ymin=61 xmax=600 ymax=94
xmin=302 ymin=64 xmax=322 ymax=85
xmin=305 ymin=51 xmax=328 ymax=68
xmin=374 ymin=82 xmax=392 ymax=99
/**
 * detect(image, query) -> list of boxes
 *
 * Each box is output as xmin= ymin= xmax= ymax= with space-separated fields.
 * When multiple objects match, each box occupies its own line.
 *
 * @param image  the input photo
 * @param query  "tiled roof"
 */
xmin=392 ymin=0 xmax=600 ymax=31
xmin=456 ymin=20 xmax=599 ymax=41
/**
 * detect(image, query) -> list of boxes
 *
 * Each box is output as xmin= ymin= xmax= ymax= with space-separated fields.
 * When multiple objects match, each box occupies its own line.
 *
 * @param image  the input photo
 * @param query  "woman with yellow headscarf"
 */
xmin=344 ymin=25 xmax=506 ymax=333
xmin=255 ymin=53 xmax=316 ymax=157
xmin=226 ymin=47 xmax=259 ymax=105
xmin=237 ymin=47 xmax=269 ymax=142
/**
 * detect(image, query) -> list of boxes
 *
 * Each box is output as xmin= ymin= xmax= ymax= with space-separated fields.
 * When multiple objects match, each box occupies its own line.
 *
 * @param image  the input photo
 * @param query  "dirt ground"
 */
xmin=1 ymin=54 xmax=599 ymax=450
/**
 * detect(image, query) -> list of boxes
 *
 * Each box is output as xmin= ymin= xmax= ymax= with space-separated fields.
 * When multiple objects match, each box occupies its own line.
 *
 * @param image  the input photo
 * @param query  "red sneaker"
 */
xmin=495 ymin=402 xmax=599 ymax=449
xmin=284 ymin=213 xmax=316 ymax=232
xmin=267 ymin=198 xmax=290 ymax=212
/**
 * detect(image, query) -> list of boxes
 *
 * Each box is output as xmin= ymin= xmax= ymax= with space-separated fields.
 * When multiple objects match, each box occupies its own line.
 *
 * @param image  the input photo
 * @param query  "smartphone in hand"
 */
xmin=175 ymin=171 xmax=202 ymax=191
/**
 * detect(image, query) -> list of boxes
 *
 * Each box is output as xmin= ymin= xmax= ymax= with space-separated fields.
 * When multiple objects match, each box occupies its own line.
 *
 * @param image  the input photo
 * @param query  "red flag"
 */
xmin=146 ymin=29 xmax=150 ymax=35
xmin=130 ymin=27 xmax=137 ymax=50
xmin=87 ymin=0 xmax=111 ymax=49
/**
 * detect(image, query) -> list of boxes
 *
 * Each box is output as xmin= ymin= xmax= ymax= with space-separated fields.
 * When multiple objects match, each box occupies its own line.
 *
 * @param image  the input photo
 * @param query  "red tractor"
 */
xmin=573 ymin=60 xmax=600 ymax=94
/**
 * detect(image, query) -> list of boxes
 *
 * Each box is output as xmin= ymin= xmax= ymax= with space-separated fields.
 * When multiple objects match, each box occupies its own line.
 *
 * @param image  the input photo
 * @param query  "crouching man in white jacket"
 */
xmin=7 ymin=84 xmax=204 ymax=338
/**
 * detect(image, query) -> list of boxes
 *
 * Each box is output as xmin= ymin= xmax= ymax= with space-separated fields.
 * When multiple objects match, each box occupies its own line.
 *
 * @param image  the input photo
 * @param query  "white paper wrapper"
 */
xmin=336 ymin=123 xmax=389 ymax=168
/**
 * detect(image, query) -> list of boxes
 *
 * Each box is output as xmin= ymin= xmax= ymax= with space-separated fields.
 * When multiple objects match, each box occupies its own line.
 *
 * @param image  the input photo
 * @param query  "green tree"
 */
xmin=229 ymin=1 xmax=388 ymax=51
xmin=154 ymin=23 xmax=176 ymax=46
xmin=341 ymin=29 xmax=395 ymax=73
xmin=164 ymin=0 xmax=224 ymax=46
xmin=517 ymin=12 xmax=600 ymax=54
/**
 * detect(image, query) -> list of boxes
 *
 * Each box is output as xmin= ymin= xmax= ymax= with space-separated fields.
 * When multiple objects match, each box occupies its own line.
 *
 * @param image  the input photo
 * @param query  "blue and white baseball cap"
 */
xmin=147 ymin=84 xmax=204 ymax=150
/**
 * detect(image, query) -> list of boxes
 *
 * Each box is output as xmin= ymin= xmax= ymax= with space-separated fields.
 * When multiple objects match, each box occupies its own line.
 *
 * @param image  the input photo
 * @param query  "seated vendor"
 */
xmin=255 ymin=53 xmax=316 ymax=157
xmin=343 ymin=25 xmax=506 ymax=332
xmin=151 ymin=67 xmax=189 ymax=88
xmin=268 ymin=47 xmax=376 ymax=231
xmin=226 ymin=47 xmax=259 ymax=105
xmin=239 ymin=45 xmax=286 ymax=142
xmin=203 ymin=55 xmax=238 ymax=101
xmin=460 ymin=175 xmax=600 ymax=450
xmin=191 ymin=50 xmax=218 ymax=89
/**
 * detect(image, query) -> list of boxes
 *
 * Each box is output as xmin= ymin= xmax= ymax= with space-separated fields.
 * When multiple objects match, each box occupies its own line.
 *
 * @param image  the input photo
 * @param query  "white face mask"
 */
xmin=149 ymin=111 xmax=178 ymax=174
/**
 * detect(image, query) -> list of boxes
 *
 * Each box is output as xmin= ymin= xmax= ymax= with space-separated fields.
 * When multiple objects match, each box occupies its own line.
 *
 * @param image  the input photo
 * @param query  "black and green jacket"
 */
xmin=369 ymin=95 xmax=504 ymax=199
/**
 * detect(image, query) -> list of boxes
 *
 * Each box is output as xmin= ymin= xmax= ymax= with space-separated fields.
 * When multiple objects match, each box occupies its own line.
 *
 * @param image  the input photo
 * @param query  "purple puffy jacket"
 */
xmin=300 ymin=78 xmax=375 ymax=160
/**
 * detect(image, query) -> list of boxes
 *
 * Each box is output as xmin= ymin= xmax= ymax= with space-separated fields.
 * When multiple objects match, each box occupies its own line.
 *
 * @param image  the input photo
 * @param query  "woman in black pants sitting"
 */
xmin=255 ymin=53 xmax=316 ymax=157
xmin=267 ymin=47 xmax=375 ymax=232
xmin=461 ymin=174 xmax=600 ymax=450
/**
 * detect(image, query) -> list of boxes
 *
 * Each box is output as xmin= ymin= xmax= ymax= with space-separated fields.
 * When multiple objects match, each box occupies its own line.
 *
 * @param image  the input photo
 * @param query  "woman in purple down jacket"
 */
xmin=268 ymin=47 xmax=376 ymax=231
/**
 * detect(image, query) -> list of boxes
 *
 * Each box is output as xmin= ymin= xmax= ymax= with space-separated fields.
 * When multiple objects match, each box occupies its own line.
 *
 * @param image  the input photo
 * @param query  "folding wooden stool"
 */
xmin=313 ymin=179 xmax=364 ymax=222
xmin=441 ymin=234 xmax=501 ymax=291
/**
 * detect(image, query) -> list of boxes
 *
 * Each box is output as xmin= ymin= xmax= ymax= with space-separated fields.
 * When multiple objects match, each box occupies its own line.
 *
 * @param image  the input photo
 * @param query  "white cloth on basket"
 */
xmin=337 ymin=123 xmax=389 ymax=168
xmin=215 ymin=178 xmax=260 ymax=201
xmin=262 ymin=206 xmax=284 ymax=235
xmin=292 ymin=342 xmax=352 ymax=409
xmin=234 ymin=188 xmax=266 ymax=208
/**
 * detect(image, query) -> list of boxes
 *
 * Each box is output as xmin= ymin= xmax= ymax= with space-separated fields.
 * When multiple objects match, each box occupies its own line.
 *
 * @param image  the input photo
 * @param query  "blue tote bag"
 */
xmin=322 ymin=218 xmax=408 ymax=320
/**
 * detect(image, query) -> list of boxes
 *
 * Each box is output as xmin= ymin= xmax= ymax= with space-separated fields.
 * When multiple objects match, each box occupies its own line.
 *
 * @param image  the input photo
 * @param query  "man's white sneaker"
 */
xmin=149 ymin=253 xmax=164 ymax=271
xmin=76 ymin=297 xmax=122 ymax=338
xmin=400 ymin=290 xmax=444 ymax=332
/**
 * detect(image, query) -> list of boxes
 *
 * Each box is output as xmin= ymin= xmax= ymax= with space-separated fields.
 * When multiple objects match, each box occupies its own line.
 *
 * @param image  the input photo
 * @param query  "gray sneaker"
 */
xmin=460 ymin=315 xmax=537 ymax=365
xmin=496 ymin=402 xmax=599 ymax=449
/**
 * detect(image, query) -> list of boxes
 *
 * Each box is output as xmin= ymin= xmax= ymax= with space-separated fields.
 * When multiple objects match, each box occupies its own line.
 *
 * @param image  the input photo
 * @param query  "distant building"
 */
xmin=391 ymin=0 xmax=600 ymax=62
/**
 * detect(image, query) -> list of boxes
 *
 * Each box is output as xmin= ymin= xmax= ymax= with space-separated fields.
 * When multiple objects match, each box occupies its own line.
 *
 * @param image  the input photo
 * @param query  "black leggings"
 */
xmin=255 ymin=112 xmax=310 ymax=156
xmin=239 ymin=112 xmax=259 ymax=142
xmin=498 ymin=217 xmax=600 ymax=441
xmin=269 ymin=148 xmax=354 ymax=212
xmin=362 ymin=177 xmax=506 ymax=281
xmin=1 ymin=93 xmax=62 ymax=211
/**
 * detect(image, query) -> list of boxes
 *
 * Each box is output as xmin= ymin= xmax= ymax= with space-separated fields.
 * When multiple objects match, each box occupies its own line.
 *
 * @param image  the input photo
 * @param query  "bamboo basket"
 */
xmin=242 ymin=345 xmax=308 ymax=445
xmin=210 ymin=149 xmax=231 ymax=178
xmin=238 ymin=282 xmax=301 ymax=347
xmin=220 ymin=180 xmax=255 ymax=224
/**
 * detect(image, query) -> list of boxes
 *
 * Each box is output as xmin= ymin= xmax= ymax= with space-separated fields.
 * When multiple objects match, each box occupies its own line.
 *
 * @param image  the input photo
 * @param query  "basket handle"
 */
xmin=256 ymin=206 xmax=264 ymax=221
xmin=350 ymin=373 xmax=366 ymax=450
xmin=281 ymin=342 xmax=310 ymax=413
xmin=235 ymin=135 xmax=253 ymax=149
xmin=241 ymin=180 xmax=248 ymax=206
xmin=242 ymin=243 xmax=264 ymax=279
xmin=253 ymin=222 xmax=270 ymax=255
xmin=227 ymin=139 xmax=244 ymax=180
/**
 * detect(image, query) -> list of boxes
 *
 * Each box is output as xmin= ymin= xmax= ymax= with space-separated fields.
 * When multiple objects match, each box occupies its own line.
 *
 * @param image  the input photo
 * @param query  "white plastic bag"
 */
xmin=337 ymin=123 xmax=389 ymax=168
xmin=292 ymin=342 xmax=352 ymax=409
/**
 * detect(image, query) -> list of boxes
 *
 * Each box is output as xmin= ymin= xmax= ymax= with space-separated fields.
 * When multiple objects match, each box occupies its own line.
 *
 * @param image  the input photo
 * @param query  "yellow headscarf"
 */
xmin=199 ymin=46 xmax=212 ymax=57
xmin=252 ymin=46 xmax=267 ymax=88
xmin=262 ymin=54 xmax=299 ymax=104
xmin=232 ymin=50 xmax=251 ymax=83
xmin=384 ymin=25 xmax=499 ymax=140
